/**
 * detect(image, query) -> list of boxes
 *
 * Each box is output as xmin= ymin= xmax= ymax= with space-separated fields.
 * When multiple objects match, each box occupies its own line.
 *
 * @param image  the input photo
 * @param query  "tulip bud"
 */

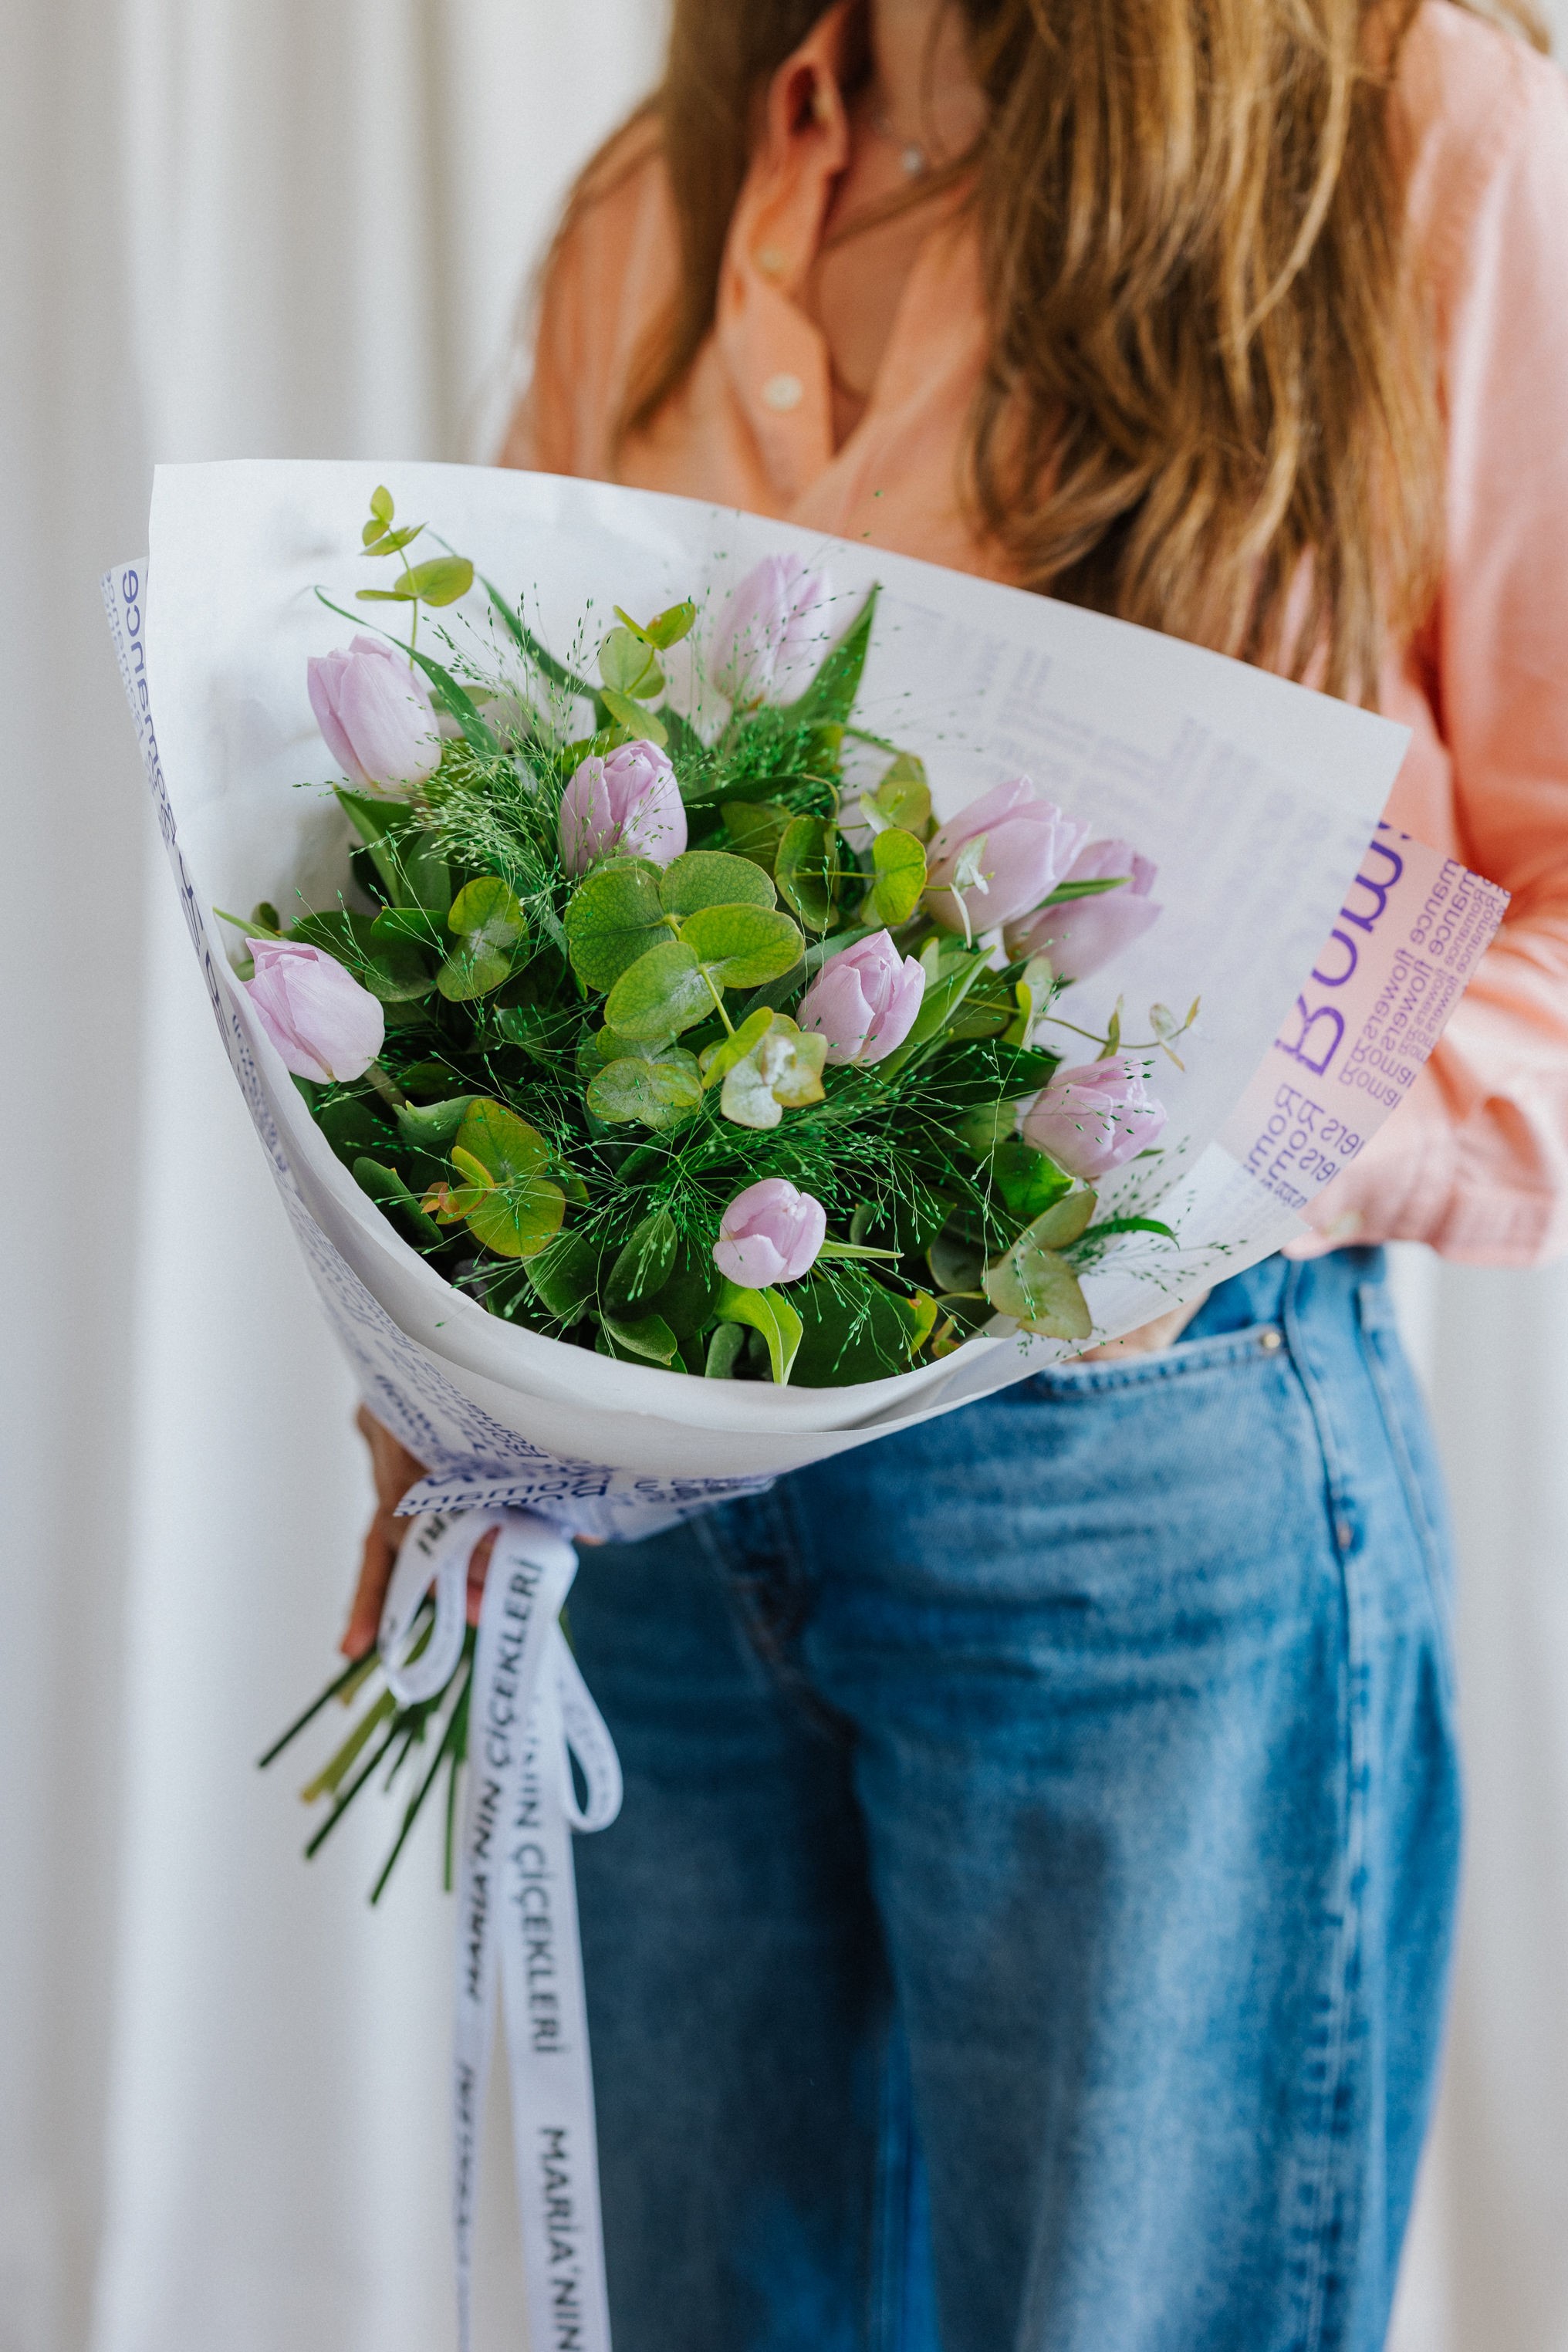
xmin=306 ymin=634 xmax=440 ymax=794
xmin=924 ymin=779 xmax=1090 ymax=938
xmin=1023 ymin=1056 xmax=1168 ymax=1179
xmin=712 ymin=1178 xmax=827 ymax=1288
xmin=1004 ymin=840 xmax=1162 ymax=980
xmin=244 ymin=940 xmax=385 ymax=1084
xmin=558 ymin=740 xmax=687 ymax=876
xmin=797 ymin=930 xmax=925 ymax=1066
xmin=709 ymin=554 xmax=836 ymax=707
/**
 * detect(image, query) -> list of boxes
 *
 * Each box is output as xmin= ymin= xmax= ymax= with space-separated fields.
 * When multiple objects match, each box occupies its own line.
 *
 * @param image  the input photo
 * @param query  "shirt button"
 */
xmin=762 ymin=372 xmax=804 ymax=414
xmin=1258 ymin=1326 xmax=1283 ymax=1352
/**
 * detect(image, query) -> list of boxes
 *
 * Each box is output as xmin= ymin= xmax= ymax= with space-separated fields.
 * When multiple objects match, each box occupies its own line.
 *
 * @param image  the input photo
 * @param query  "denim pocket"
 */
xmin=1017 ymin=1320 xmax=1289 ymax=1400
xmin=1354 ymin=1279 xmax=1456 ymax=1678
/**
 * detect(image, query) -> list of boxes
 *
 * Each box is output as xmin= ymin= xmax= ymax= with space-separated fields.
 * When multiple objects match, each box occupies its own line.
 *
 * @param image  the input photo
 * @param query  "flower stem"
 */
xmin=364 ymin=1061 xmax=408 ymax=1111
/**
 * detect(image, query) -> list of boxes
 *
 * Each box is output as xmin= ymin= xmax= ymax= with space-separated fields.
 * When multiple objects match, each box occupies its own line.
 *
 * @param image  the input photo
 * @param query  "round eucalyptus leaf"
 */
xmin=604 ymin=938 xmax=714 ymax=1043
xmin=563 ymin=859 xmax=667 ymax=990
xmin=678 ymin=903 xmax=804 ymax=989
xmin=659 ymin=850 xmax=776 ymax=917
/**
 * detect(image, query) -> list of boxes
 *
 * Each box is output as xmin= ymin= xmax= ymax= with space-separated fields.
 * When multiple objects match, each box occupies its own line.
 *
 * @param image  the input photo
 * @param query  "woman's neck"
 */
xmin=866 ymin=0 xmax=987 ymax=166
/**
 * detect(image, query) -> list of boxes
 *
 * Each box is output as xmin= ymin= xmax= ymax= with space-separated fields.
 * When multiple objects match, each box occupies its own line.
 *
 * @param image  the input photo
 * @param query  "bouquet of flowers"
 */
xmin=231 ymin=482 xmax=1186 ymax=1425
xmin=107 ymin=460 xmax=1504 ymax=2352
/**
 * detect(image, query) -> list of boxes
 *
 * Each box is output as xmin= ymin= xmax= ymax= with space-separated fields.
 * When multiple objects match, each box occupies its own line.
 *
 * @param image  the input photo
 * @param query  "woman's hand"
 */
xmin=341 ymin=1407 xmax=498 ymax=1655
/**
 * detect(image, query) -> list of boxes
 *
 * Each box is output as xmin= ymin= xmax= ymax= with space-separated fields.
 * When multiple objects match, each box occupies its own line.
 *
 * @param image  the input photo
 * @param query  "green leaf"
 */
xmin=1022 ymin=1188 xmax=1099 ymax=1250
xmin=586 ymin=1051 xmax=704 ymax=1129
xmin=407 ymin=649 xmax=498 ymax=754
xmin=659 ymin=850 xmax=776 ymax=915
xmin=928 ymin=1224 xmax=987 ymax=1294
xmin=455 ymin=1099 xmax=549 ymax=1184
xmin=705 ymin=1323 xmax=746 ymax=1378
xmin=369 ymin=485 xmax=395 ymax=525
xmin=465 ymin=1178 xmax=566 ymax=1261
xmin=564 ymin=859 xmax=667 ymax=990
xmin=717 ymin=1017 xmax=826 ymax=1129
xmin=678 ymin=903 xmax=804 ymax=989
xmin=361 ymin=525 xmax=422 ymax=558
xmin=634 ymin=1233 xmax=721 ymax=1338
xmin=363 ymin=944 xmax=436 ymax=1002
xmin=600 ymin=1311 xmax=681 ymax=1366
xmin=598 ymin=685 xmax=667 ymax=745
xmin=980 ymin=1189 xmax=1099 ymax=1337
xmin=868 ymin=753 xmax=931 ymax=838
xmin=437 ymin=876 xmax=526 ymax=1002
xmin=603 ymin=938 xmax=714 ymax=1043
xmin=370 ymin=904 xmax=444 ymax=955
xmin=604 ymin=1211 xmax=679 ymax=1314
xmin=523 ymin=1231 xmax=600 ymax=1323
xmin=355 ymin=585 xmax=419 ymax=603
xmin=715 ymin=1279 xmax=803 ymax=1385
xmin=317 ymin=1094 xmax=384 ymax=1166
xmin=599 ymin=626 xmax=664 ymax=701
xmin=790 ymin=1268 xmax=916 ymax=1387
xmin=865 ymin=826 xmax=926 ymax=927
xmin=1041 ymin=874 xmax=1127 ymax=905
xmin=992 ymin=1140 xmax=1073 ymax=1221
xmin=400 ymin=556 xmax=474 ymax=607
xmin=394 ymin=1096 xmax=474 ymax=1149
xmin=721 ymin=800 xmax=793 ymax=876
xmin=352 ymin=1157 xmax=444 ymax=1249
xmin=775 ymin=816 xmax=840 ymax=932
xmin=779 ymin=586 xmax=878 ymax=727
xmin=449 ymin=877 xmax=526 ymax=951
xmin=982 ymin=1243 xmax=1093 ymax=1340
xmin=696 ymin=1005 xmax=776 ymax=1089
xmin=1076 ymin=1215 xmax=1178 ymax=1246
xmin=874 ymin=952 xmax=989 ymax=1074
xmin=644 ymin=599 xmax=697 ymax=649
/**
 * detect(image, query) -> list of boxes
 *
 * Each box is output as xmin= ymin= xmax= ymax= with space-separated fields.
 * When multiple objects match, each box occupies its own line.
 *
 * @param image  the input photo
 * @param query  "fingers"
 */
xmin=465 ymin=1526 xmax=500 ymax=1627
xmin=343 ymin=1513 xmax=396 ymax=1657
xmin=346 ymin=1407 xmax=431 ymax=1656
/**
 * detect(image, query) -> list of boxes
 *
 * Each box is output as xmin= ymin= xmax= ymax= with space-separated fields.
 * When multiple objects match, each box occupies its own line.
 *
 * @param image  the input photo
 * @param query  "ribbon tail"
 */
xmin=500 ymin=1630 xmax=616 ymax=2351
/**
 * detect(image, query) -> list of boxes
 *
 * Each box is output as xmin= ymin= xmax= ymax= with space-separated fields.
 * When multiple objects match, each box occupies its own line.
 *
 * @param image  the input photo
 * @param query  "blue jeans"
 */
xmin=569 ymin=1248 xmax=1460 ymax=2352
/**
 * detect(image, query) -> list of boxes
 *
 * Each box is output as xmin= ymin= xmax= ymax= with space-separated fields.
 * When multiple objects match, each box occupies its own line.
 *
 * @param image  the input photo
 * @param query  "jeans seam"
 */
xmin=1280 ymin=1261 xmax=1368 ymax=2352
xmin=1353 ymin=1287 xmax=1457 ymax=1712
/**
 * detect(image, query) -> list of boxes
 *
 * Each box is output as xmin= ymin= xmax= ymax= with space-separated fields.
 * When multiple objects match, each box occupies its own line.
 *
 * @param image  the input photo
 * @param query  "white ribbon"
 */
xmin=382 ymin=1510 xmax=620 ymax=2352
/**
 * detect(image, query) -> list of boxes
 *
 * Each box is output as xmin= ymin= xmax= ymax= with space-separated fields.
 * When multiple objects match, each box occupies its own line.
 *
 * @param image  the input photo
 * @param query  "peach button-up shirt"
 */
xmin=507 ymin=1 xmax=1568 ymax=1266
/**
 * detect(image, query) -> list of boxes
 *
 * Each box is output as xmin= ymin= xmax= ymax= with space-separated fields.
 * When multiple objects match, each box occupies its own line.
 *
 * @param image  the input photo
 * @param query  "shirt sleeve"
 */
xmin=1302 ymin=46 xmax=1568 ymax=1268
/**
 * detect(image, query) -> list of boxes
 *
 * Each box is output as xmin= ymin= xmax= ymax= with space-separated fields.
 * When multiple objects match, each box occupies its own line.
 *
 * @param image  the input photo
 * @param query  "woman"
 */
xmin=350 ymin=2 xmax=1568 ymax=2344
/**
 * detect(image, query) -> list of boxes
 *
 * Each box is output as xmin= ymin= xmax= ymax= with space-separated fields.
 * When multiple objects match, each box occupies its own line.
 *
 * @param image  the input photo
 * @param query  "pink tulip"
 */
xmin=713 ymin=1178 xmax=826 ymax=1289
xmin=558 ymin=740 xmax=687 ymax=875
xmin=710 ymin=554 xmax=836 ymax=707
xmin=924 ymin=779 xmax=1090 ymax=938
xmin=1005 ymin=840 xmax=1163 ymax=978
xmin=1024 ymin=1056 xmax=1168 ymax=1179
xmin=797 ymin=930 xmax=925 ymax=1066
xmin=244 ymin=939 xmax=385 ymax=1084
xmin=307 ymin=634 xmax=440 ymax=793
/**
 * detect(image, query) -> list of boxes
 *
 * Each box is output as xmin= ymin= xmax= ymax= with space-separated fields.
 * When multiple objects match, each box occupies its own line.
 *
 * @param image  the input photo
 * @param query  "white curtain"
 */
xmin=0 ymin=4 xmax=1560 ymax=2347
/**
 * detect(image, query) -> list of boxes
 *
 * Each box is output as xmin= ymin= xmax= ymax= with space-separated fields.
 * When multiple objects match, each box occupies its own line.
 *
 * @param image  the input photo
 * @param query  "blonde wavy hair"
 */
xmin=557 ymin=0 xmax=1548 ymax=702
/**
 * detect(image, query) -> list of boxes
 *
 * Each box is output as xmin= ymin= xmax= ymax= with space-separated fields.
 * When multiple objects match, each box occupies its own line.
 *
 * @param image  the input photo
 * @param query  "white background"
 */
xmin=1 ymin=3 xmax=1563 ymax=2346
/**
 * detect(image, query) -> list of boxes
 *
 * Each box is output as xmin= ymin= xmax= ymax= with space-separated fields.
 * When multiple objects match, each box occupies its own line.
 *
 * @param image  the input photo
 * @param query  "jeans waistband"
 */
xmin=1183 ymin=1245 xmax=1387 ymax=1343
